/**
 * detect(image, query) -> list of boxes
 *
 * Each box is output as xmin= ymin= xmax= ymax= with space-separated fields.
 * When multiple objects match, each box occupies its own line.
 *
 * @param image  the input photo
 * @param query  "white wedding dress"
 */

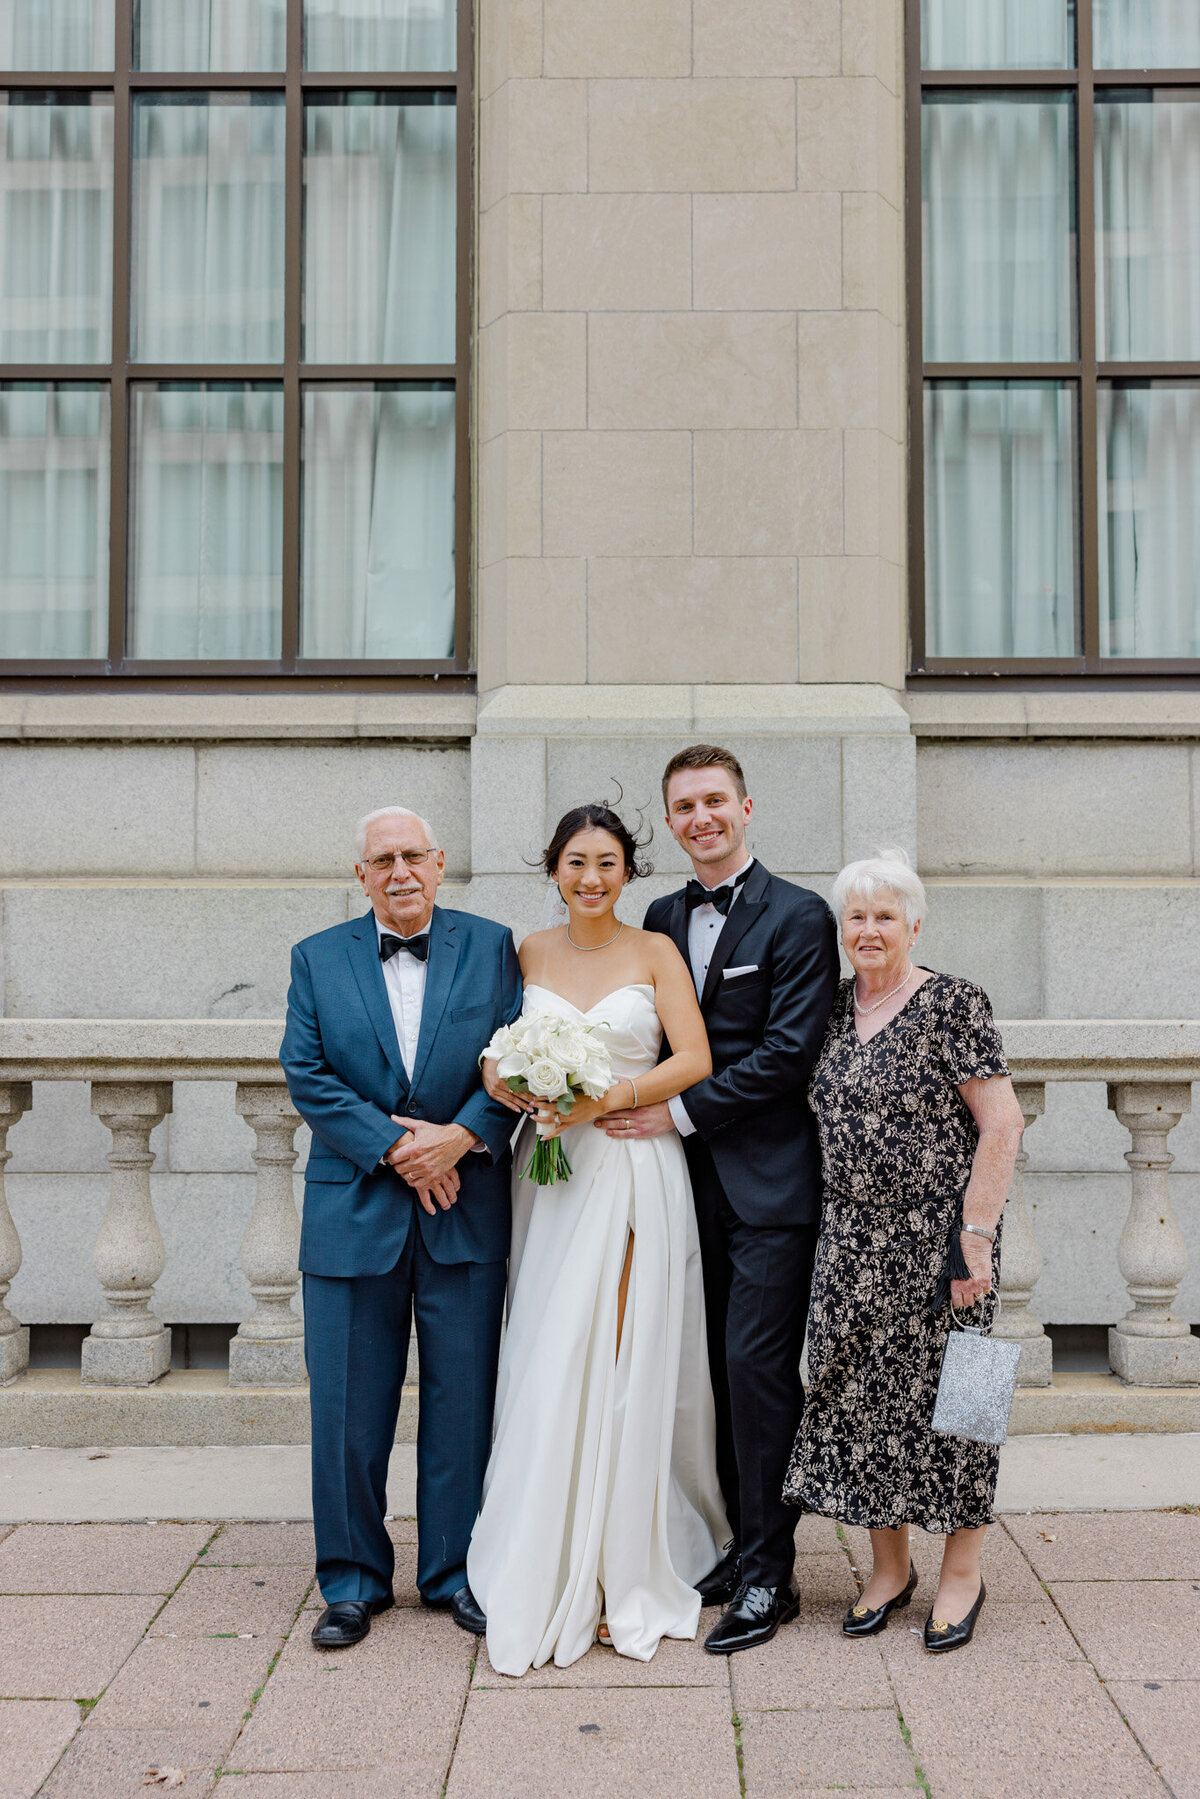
xmin=467 ymin=983 xmax=729 ymax=1675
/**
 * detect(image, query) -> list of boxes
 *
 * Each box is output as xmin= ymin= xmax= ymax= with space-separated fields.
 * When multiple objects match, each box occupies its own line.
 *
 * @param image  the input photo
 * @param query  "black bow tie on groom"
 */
xmin=685 ymin=866 xmax=752 ymax=915
xmin=379 ymin=931 xmax=429 ymax=963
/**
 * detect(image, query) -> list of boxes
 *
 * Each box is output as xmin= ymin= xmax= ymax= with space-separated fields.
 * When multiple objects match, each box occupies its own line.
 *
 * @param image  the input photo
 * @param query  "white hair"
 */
xmin=831 ymin=847 xmax=926 ymax=931
xmin=354 ymin=806 xmax=436 ymax=860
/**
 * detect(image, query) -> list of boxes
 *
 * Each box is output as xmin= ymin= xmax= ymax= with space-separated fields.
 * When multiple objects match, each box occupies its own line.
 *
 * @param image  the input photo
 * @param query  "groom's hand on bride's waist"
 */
xmin=598 ymin=1102 xmax=675 ymax=1139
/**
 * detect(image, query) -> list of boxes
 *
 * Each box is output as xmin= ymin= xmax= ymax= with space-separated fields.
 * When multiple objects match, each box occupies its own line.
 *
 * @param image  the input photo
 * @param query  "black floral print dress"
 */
xmin=783 ymin=972 xmax=1010 ymax=1533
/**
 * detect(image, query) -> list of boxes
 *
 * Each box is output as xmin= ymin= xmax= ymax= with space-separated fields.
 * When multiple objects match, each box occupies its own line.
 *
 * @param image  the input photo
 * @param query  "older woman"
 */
xmin=783 ymin=849 xmax=1023 ymax=1653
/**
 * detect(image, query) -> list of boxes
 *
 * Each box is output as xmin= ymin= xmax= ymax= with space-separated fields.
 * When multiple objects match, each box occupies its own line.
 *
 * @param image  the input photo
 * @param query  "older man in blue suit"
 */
xmin=281 ymin=805 xmax=521 ymax=1650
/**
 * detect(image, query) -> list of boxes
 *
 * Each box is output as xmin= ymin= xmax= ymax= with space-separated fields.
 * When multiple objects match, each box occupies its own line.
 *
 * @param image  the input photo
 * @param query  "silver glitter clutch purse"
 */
xmin=931 ymin=1298 xmax=1021 ymax=1446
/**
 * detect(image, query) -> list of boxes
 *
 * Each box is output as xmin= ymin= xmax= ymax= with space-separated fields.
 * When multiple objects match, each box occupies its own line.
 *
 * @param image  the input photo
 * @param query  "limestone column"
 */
xmin=1107 ymin=1081 xmax=1200 ymax=1386
xmin=82 ymin=1082 xmax=173 ymax=1385
xmin=0 ymin=1083 xmax=33 ymax=1386
xmin=229 ymin=1083 xmax=305 ymax=1386
xmin=992 ymin=1081 xmax=1052 ymax=1386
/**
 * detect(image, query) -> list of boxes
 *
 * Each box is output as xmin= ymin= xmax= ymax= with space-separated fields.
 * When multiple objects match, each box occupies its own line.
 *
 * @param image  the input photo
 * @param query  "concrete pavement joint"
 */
xmin=998 ymin=1518 xmax=1177 ymax=1797
xmin=439 ymin=1639 xmax=479 ymax=1799
xmin=730 ymin=1700 xmax=746 ymax=1799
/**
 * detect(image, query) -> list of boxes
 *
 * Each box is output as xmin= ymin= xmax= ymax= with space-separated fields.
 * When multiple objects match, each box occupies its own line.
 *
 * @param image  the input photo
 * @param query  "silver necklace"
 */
xmin=566 ymin=921 xmax=624 ymax=952
xmin=853 ymin=962 xmax=914 ymax=1016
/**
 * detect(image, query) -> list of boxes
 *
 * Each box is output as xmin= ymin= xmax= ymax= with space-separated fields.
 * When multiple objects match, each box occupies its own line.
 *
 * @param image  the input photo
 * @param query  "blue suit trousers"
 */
xmin=304 ymin=1206 xmax=506 ymax=1607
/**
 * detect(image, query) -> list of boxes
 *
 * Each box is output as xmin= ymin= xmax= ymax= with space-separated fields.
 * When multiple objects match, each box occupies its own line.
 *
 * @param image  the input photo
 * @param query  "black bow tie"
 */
xmin=685 ymin=868 xmax=751 ymax=915
xmin=380 ymin=932 xmax=429 ymax=963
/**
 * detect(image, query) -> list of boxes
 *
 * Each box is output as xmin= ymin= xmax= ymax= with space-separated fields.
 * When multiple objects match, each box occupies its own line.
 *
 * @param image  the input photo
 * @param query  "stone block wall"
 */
xmin=475 ymin=0 xmax=907 ymax=691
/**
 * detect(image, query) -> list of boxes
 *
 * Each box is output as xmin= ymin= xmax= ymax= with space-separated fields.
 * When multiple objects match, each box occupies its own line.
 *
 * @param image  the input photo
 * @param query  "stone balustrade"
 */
xmin=0 ymin=1020 xmax=1198 ymax=1395
xmin=0 ymin=1023 xmax=300 ymax=1390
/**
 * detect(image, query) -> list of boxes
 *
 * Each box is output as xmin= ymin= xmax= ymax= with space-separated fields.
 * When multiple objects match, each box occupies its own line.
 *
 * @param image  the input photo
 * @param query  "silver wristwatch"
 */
xmin=961 ymin=1223 xmax=996 ymax=1244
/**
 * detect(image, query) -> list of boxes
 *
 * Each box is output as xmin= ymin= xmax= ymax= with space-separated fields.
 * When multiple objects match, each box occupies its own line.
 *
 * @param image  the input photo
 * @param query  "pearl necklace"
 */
xmin=566 ymin=921 xmax=624 ymax=952
xmin=853 ymin=962 xmax=914 ymax=1016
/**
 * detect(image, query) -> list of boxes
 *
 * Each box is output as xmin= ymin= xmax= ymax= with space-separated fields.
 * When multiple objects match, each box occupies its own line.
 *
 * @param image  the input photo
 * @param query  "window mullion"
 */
xmin=107 ymin=0 xmax=133 ymax=670
xmin=1077 ymin=0 xmax=1101 ymax=668
xmin=280 ymin=0 xmax=304 ymax=670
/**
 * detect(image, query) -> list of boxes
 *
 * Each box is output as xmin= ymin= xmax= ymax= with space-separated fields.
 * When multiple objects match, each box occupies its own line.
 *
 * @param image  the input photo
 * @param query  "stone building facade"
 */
xmin=1 ymin=0 xmax=1198 ymax=1355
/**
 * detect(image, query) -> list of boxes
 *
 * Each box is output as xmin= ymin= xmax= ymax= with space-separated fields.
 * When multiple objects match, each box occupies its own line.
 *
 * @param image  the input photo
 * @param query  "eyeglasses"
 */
xmin=362 ymin=849 xmax=440 ymax=873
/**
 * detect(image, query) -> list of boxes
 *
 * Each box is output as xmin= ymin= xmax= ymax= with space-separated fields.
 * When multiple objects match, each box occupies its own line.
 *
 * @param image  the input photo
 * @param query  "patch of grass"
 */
xmin=76 ymin=1697 xmax=100 ymax=1718
xmin=731 ymin=1707 xmax=746 ymax=1799
xmin=896 ymin=1710 xmax=933 ymax=1799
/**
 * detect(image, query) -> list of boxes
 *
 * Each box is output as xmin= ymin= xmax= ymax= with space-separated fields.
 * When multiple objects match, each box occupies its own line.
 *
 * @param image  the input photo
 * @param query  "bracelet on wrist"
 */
xmin=961 ymin=1223 xmax=996 ymax=1244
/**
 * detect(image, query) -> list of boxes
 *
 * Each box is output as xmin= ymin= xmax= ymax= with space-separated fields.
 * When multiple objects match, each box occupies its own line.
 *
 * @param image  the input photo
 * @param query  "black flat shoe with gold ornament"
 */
xmin=924 ymin=1579 xmax=986 ymax=1653
xmin=842 ymin=1562 xmax=918 ymax=1637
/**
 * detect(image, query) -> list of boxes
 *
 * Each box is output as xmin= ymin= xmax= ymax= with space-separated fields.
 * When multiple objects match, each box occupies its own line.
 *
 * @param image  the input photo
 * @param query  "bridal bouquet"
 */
xmin=481 ymin=1012 xmax=613 ymax=1186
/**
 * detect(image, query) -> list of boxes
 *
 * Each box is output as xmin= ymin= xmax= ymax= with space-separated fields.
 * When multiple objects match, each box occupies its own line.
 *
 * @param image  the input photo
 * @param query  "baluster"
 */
xmin=994 ymin=1080 xmax=1052 ymax=1386
xmin=229 ymin=1083 xmax=305 ymax=1386
xmin=82 ymin=1082 xmax=173 ymax=1386
xmin=1107 ymin=1081 xmax=1200 ymax=1386
xmin=0 ymin=1083 xmax=33 ymax=1385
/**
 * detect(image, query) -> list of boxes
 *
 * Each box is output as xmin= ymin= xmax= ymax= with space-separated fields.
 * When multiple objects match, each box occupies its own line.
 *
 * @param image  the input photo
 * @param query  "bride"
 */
xmin=467 ymin=802 xmax=729 ymax=1674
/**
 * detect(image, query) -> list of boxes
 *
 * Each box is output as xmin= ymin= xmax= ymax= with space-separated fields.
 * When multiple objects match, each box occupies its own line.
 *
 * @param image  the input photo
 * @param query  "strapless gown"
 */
xmin=467 ymin=983 xmax=729 ymax=1674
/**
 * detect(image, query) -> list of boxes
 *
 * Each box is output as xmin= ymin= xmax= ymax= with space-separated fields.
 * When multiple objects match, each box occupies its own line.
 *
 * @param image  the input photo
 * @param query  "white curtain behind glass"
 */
xmin=0 ymin=97 xmax=112 ymax=361
xmin=131 ymin=95 xmax=285 ymax=362
xmin=926 ymin=383 xmax=1078 ymax=657
xmin=304 ymin=0 xmax=455 ymax=70
xmin=0 ymin=0 xmax=114 ymax=69
xmin=1096 ymin=96 xmax=1200 ymax=360
xmin=1100 ymin=386 xmax=1200 ymax=657
xmin=129 ymin=385 xmax=283 ymax=659
xmin=134 ymin=0 xmax=287 ymax=70
xmin=922 ymin=0 xmax=1072 ymax=69
xmin=0 ymin=385 xmax=108 ymax=657
xmin=1094 ymin=1 xmax=1200 ymax=68
xmin=302 ymin=386 xmax=454 ymax=659
xmin=304 ymin=98 xmax=455 ymax=363
xmin=923 ymin=96 xmax=1075 ymax=361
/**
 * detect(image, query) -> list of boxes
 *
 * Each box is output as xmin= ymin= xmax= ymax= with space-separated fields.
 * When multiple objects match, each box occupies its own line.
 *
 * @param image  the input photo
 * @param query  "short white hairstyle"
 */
xmin=831 ymin=847 xmax=926 ymax=931
xmin=354 ymin=806 xmax=437 ymax=860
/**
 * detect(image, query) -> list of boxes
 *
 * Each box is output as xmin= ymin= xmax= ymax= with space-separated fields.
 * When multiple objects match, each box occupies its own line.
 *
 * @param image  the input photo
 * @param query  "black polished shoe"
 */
xmin=842 ymin=1562 xmax=918 ymax=1637
xmin=310 ymin=1593 xmax=394 ymax=1649
xmin=696 ymin=1546 xmax=742 ymax=1606
xmin=924 ymin=1579 xmax=986 ymax=1653
xmin=704 ymin=1581 xmax=800 ymax=1654
xmin=450 ymin=1584 xmax=487 ymax=1635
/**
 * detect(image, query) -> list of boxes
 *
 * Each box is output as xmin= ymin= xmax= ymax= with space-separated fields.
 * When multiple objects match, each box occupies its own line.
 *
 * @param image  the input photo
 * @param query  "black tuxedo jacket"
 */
xmin=644 ymin=862 xmax=839 ymax=1227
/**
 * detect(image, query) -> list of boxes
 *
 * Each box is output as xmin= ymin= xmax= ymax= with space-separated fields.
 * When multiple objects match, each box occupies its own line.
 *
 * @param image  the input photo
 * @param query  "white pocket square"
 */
xmin=723 ymin=964 xmax=759 ymax=979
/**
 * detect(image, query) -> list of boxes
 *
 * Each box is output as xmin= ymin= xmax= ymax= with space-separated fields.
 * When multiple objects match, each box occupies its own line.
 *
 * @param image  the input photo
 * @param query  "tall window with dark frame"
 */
xmin=910 ymin=0 xmax=1200 ymax=674
xmin=0 ymin=0 xmax=470 ymax=681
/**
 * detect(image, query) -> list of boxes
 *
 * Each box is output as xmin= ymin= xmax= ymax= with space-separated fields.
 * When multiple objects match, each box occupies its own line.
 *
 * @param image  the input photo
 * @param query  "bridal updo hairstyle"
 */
xmin=541 ymin=802 xmax=653 ymax=882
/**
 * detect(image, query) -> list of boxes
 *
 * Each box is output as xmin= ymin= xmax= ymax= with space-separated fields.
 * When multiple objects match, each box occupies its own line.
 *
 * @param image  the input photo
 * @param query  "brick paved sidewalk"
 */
xmin=0 ymin=1510 xmax=1195 ymax=1799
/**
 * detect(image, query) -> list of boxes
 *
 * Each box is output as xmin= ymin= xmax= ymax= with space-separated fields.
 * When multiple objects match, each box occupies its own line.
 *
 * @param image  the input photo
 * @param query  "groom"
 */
xmin=280 ymin=805 xmax=521 ymax=1649
xmin=604 ymin=745 xmax=839 ymax=1652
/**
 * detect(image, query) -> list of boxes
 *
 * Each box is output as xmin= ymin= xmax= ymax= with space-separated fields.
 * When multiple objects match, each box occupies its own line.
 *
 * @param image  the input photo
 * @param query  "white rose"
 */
xmin=526 ymin=1058 xmax=569 ymax=1100
xmin=550 ymin=1025 xmax=591 ymax=1072
xmin=483 ymin=1024 xmax=518 ymax=1061
xmin=577 ymin=1060 xmax=611 ymax=1099
xmin=496 ymin=1049 xmax=532 ymax=1081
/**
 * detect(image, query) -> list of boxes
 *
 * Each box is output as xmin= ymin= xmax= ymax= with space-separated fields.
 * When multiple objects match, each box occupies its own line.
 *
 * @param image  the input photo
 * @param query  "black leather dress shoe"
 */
xmin=842 ymin=1562 xmax=918 ymax=1637
xmin=704 ymin=1581 xmax=800 ymax=1654
xmin=924 ymin=1579 xmax=986 ymax=1653
xmin=695 ymin=1546 xmax=742 ymax=1606
xmin=450 ymin=1585 xmax=487 ymax=1635
xmin=310 ymin=1593 xmax=394 ymax=1649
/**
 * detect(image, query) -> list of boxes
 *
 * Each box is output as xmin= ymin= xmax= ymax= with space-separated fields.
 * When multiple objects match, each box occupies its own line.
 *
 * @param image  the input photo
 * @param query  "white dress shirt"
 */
xmin=376 ymin=915 xmax=428 ymax=1079
xmin=668 ymin=857 xmax=755 ymax=1138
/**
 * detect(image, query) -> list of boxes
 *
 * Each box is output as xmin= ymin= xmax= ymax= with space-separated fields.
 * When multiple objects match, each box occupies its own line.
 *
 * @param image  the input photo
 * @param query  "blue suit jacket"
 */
xmin=280 ymin=906 xmax=523 ymax=1277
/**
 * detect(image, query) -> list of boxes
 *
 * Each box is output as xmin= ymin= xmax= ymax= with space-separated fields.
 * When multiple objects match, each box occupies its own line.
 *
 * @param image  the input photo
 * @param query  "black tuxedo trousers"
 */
xmin=688 ymin=1143 xmax=818 ymax=1589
